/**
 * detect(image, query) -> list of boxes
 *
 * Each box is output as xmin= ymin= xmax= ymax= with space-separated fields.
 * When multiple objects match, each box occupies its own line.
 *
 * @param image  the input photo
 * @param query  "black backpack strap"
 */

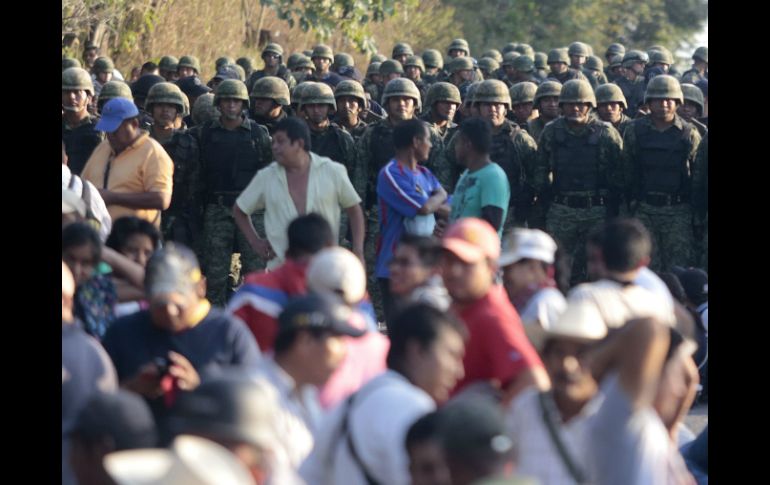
xmin=538 ymin=391 xmax=588 ymax=484
xmin=341 ymin=391 xmax=383 ymax=485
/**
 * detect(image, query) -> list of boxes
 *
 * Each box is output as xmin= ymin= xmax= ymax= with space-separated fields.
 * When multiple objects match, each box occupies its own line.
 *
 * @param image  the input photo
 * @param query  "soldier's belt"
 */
xmin=643 ymin=193 xmax=684 ymax=206
xmin=552 ymin=194 xmax=605 ymax=209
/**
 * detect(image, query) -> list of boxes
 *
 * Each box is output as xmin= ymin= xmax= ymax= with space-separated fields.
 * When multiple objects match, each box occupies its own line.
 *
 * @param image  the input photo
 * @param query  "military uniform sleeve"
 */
xmin=424 ymin=131 xmax=450 ymax=191
xmin=513 ymin=130 xmax=539 ymax=205
xmin=340 ymin=129 xmax=366 ymax=199
xmin=621 ymin=122 xmax=640 ymax=200
xmin=357 ymin=127 xmax=375 ymax=209
xmin=599 ymin=124 xmax=625 ymax=195
xmin=532 ymin=124 xmax=555 ymax=195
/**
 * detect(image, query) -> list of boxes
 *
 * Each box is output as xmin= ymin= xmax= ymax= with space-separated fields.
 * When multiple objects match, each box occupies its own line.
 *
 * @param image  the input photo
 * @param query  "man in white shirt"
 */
xmin=300 ymin=303 xmax=467 ymax=485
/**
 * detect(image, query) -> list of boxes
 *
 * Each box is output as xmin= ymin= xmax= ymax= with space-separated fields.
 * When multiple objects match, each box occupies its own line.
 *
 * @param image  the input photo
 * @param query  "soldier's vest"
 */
xmin=62 ymin=116 xmax=102 ymax=175
xmin=614 ymin=78 xmax=644 ymax=116
xmin=552 ymin=120 xmax=605 ymax=193
xmin=198 ymin=119 xmax=270 ymax=194
xmin=635 ymin=120 xmax=693 ymax=196
xmin=365 ymin=122 xmax=396 ymax=208
xmin=161 ymin=130 xmax=198 ymax=211
xmin=490 ymin=121 xmax=525 ymax=195
xmin=251 ymin=111 xmax=287 ymax=136
xmin=311 ymin=124 xmax=353 ymax=173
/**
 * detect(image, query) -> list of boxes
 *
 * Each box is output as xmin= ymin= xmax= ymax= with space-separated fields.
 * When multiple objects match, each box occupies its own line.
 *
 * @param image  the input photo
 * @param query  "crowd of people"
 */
xmin=62 ymin=36 xmax=708 ymax=484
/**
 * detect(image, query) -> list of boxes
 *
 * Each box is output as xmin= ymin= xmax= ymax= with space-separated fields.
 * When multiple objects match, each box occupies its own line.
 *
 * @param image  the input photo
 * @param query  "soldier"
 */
xmin=158 ymin=55 xmax=179 ymax=82
xmin=96 ymin=80 xmax=133 ymax=114
xmin=547 ymin=48 xmax=588 ymax=84
xmin=477 ymin=57 xmax=500 ymax=80
xmin=177 ymin=55 xmax=201 ymax=79
xmin=681 ymin=47 xmax=708 ymax=85
xmin=504 ymin=55 xmax=540 ymax=87
xmin=236 ymin=57 xmax=255 ymax=79
xmin=534 ymin=52 xmax=549 ymax=81
xmin=332 ymin=52 xmax=356 ymax=77
xmin=403 ymin=55 xmax=429 ymax=101
xmin=334 ymin=79 xmax=369 ymax=139
xmin=533 ymin=79 xmax=624 ymax=283
xmin=215 ymin=56 xmax=235 ymax=72
xmin=363 ymin=61 xmax=383 ymax=102
xmin=420 ymin=81 xmax=462 ymax=140
xmin=176 ymin=75 xmax=213 ymax=127
xmin=605 ymin=54 xmax=625 ymax=83
xmin=246 ymin=43 xmax=296 ymax=93
xmin=447 ymin=38 xmax=470 ymax=58
xmin=82 ymin=41 xmax=99 ymax=71
xmin=482 ymin=49 xmax=503 ymax=64
xmin=508 ymin=81 xmax=538 ymax=131
xmin=582 ymin=55 xmax=608 ymax=89
xmin=144 ymin=82 xmax=201 ymax=247
xmin=622 ymin=75 xmax=702 ymax=270
xmin=456 ymin=81 xmax=481 ymax=125
xmin=207 ymin=64 xmax=243 ymax=92
xmin=595 ymin=83 xmax=633 ymax=137
xmin=421 ymin=49 xmax=444 ymax=83
xmin=447 ymin=57 xmax=475 ymax=88
xmin=62 ymin=57 xmax=81 ymax=71
xmin=567 ymin=42 xmax=590 ymax=70
xmin=191 ymin=93 xmax=218 ymax=127
xmin=190 ymin=79 xmax=272 ymax=305
xmin=129 ymin=74 xmax=164 ymax=127
xmin=62 ymin=67 xmax=104 ymax=175
xmin=647 ymin=49 xmax=674 ymax=76
xmin=248 ymin=76 xmax=290 ymax=135
xmin=392 ymin=42 xmax=414 ymax=65
xmin=371 ymin=60 xmax=404 ymax=104
xmin=370 ymin=53 xmax=388 ymax=63
xmin=678 ymin=84 xmax=708 ymax=137
xmin=527 ymin=80 xmax=562 ymax=142
xmin=514 ymin=43 xmax=536 ymax=59
xmin=447 ymin=80 xmax=537 ymax=228
xmin=604 ymin=43 xmax=625 ymax=79
xmin=297 ymin=82 xmax=362 ymax=197
xmin=290 ymin=55 xmax=315 ymax=85
xmin=502 ymin=42 xmax=519 ymax=55
xmin=615 ymin=49 xmax=648 ymax=117
xmin=91 ymin=57 xmax=115 ymax=98
xmin=309 ymin=44 xmax=344 ymax=87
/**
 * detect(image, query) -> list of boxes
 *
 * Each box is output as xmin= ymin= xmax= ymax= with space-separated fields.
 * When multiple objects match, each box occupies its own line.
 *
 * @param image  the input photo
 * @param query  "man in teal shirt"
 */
xmin=450 ymin=118 xmax=511 ymax=237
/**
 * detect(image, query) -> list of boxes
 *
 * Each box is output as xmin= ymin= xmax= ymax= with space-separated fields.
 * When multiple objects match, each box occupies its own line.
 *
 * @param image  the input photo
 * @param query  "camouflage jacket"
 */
xmin=310 ymin=122 xmax=365 ymax=199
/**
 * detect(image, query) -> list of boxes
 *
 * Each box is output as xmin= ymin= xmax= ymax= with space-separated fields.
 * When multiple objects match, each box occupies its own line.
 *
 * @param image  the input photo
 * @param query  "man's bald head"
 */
xmin=63 ymin=261 xmax=75 ymax=323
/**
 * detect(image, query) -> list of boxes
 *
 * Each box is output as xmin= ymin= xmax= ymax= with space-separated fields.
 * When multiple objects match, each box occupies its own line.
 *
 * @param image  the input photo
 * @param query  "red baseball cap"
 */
xmin=441 ymin=218 xmax=500 ymax=263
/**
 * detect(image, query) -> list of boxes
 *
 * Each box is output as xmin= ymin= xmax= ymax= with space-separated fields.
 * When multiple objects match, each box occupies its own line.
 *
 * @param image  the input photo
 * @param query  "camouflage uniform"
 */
xmin=245 ymin=43 xmax=297 ymax=92
xmin=614 ymin=50 xmax=649 ymax=117
xmin=334 ymin=80 xmax=370 ymax=140
xmin=622 ymin=76 xmax=702 ymax=271
xmin=419 ymin=82 xmax=461 ymax=143
xmin=249 ymin=75 xmax=292 ymax=138
xmin=191 ymin=80 xmax=272 ymax=306
xmin=62 ymin=67 xmax=104 ymax=175
xmin=533 ymin=80 xmax=624 ymax=283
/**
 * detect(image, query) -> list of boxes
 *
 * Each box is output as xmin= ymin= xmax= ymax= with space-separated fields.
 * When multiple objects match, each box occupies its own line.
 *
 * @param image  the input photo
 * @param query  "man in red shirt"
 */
xmin=440 ymin=217 xmax=549 ymax=400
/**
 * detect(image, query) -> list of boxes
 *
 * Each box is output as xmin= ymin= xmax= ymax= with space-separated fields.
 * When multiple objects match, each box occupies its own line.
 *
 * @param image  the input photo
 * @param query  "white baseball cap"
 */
xmin=526 ymin=298 xmax=608 ymax=351
xmin=498 ymin=228 xmax=557 ymax=267
xmin=306 ymin=247 xmax=366 ymax=305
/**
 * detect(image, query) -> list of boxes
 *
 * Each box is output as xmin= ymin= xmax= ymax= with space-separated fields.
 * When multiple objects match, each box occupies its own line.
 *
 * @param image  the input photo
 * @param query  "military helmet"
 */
xmin=62 ymin=57 xmax=81 ymax=71
xmin=478 ymin=57 xmax=500 ymax=73
xmin=482 ymin=49 xmax=503 ymax=63
xmin=298 ymin=81 xmax=336 ymax=111
xmin=605 ymin=43 xmax=626 ymax=58
xmin=649 ymin=49 xmax=674 ymax=66
xmin=512 ymin=55 xmax=535 ymax=73
xmin=231 ymin=64 xmax=246 ymax=82
xmin=98 ymin=80 xmax=133 ymax=105
xmin=380 ymin=59 xmax=404 ymax=76
xmin=559 ymin=79 xmax=596 ymax=107
xmin=404 ymin=55 xmax=426 ymax=72
xmin=464 ymin=81 xmax=482 ymax=106
xmin=585 ymin=55 xmax=604 ymax=71
xmin=595 ymin=83 xmax=627 ymax=109
xmin=263 ymin=43 xmax=284 ymax=58
xmin=644 ymin=74 xmax=683 ymax=104
xmin=370 ymin=53 xmax=388 ymax=63
xmin=311 ymin=44 xmax=334 ymax=61
xmin=692 ymin=46 xmax=708 ymax=63
xmin=382 ymin=78 xmax=422 ymax=112
xmin=449 ymin=56 xmax=474 ymax=73
xmin=216 ymin=56 xmax=235 ymax=71
xmin=534 ymin=80 xmax=563 ymax=107
xmin=392 ymin=42 xmax=414 ymax=58
xmin=502 ymin=42 xmax=519 ymax=54
xmin=334 ymin=53 xmax=355 ymax=69
xmin=62 ymin=67 xmax=94 ymax=95
xmin=250 ymin=76 xmax=291 ymax=106
xmin=547 ymin=48 xmax=569 ymax=64
xmin=287 ymin=53 xmax=308 ymax=70
xmin=622 ymin=50 xmax=649 ymax=67
xmin=534 ymin=52 xmax=548 ymax=70
xmin=294 ymin=56 xmax=315 ymax=71
xmin=509 ymin=81 xmax=538 ymax=106
xmin=93 ymin=56 xmax=115 ymax=73
xmin=303 ymin=49 xmax=313 ymax=58
xmin=214 ymin=79 xmax=250 ymax=107
xmin=514 ymin=43 xmax=535 ymax=59
xmin=130 ymin=74 xmax=164 ymax=100
xmin=568 ymin=42 xmax=590 ymax=57
xmin=608 ymin=54 xmax=624 ymax=69
xmin=158 ymin=55 xmax=179 ymax=72
xmin=501 ymin=51 xmax=520 ymax=67
xmin=146 ymin=82 xmax=188 ymax=115
xmin=425 ymin=81 xmax=462 ymax=108
xmin=334 ymin=80 xmax=368 ymax=110
xmin=192 ymin=93 xmax=218 ymax=125
xmin=422 ymin=49 xmax=444 ymax=70
xmin=366 ymin=62 xmax=382 ymax=77
xmin=291 ymin=82 xmax=312 ymax=106
xmin=473 ymin=79 xmax=512 ymax=109
xmin=236 ymin=57 xmax=255 ymax=75
xmin=681 ymin=83 xmax=704 ymax=112
xmin=178 ymin=55 xmax=201 ymax=73
xmin=448 ymin=38 xmax=470 ymax=56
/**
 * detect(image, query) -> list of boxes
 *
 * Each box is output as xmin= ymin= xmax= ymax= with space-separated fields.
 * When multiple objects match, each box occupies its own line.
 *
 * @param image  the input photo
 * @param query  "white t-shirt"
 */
xmin=568 ymin=278 xmax=675 ymax=329
xmin=519 ymin=287 xmax=567 ymax=329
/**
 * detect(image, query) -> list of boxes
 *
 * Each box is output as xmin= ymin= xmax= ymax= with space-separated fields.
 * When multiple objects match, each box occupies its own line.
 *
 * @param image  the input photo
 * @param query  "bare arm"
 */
xmin=345 ymin=203 xmax=366 ymax=263
xmin=417 ymin=187 xmax=448 ymax=215
xmin=99 ymin=190 xmax=171 ymax=210
xmin=232 ymin=204 xmax=274 ymax=259
xmin=101 ymin=246 xmax=144 ymax=290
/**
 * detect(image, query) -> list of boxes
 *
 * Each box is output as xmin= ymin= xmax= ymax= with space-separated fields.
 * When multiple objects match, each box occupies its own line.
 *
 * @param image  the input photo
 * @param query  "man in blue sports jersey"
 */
xmin=376 ymin=119 xmax=449 ymax=322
